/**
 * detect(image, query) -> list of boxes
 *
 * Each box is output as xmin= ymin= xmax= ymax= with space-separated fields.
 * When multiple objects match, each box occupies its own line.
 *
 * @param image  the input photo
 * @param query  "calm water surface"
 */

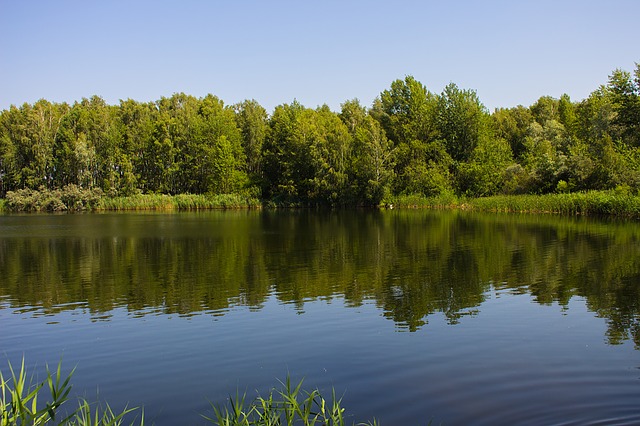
xmin=1 ymin=210 xmax=639 ymax=425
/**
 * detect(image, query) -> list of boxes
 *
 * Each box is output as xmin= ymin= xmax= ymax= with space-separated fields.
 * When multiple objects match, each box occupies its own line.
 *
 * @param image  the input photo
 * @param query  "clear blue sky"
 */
xmin=1 ymin=0 xmax=638 ymax=113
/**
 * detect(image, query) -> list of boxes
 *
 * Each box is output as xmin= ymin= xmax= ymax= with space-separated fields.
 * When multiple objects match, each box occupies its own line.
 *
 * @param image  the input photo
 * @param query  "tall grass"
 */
xmin=385 ymin=191 xmax=640 ymax=218
xmin=205 ymin=376 xmax=378 ymax=426
xmin=98 ymin=194 xmax=175 ymax=211
xmin=466 ymin=191 xmax=640 ymax=218
xmin=1 ymin=187 xmax=262 ymax=212
xmin=0 ymin=357 xmax=142 ymax=426
xmin=2 ymin=359 xmax=380 ymax=426
xmin=97 ymin=193 xmax=262 ymax=211
xmin=386 ymin=192 xmax=460 ymax=209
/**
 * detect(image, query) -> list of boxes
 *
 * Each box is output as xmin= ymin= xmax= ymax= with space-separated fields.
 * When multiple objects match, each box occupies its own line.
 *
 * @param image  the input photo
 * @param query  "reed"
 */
xmin=98 ymin=194 xmax=175 ymax=211
xmin=204 ymin=376 xmax=378 ymax=426
xmin=98 ymin=193 xmax=261 ymax=211
xmin=386 ymin=192 xmax=460 ymax=209
xmin=0 ymin=357 xmax=142 ymax=426
xmin=2 ymin=359 xmax=377 ymax=426
xmin=384 ymin=191 xmax=640 ymax=219
xmin=466 ymin=191 xmax=640 ymax=218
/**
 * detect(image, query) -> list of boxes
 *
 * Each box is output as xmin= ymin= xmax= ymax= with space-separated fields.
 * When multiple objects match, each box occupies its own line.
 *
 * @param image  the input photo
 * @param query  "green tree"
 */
xmin=0 ymin=101 xmax=69 ymax=192
xmin=340 ymin=99 xmax=394 ymax=205
xmin=457 ymin=137 xmax=513 ymax=197
xmin=117 ymin=99 xmax=157 ymax=195
xmin=194 ymin=94 xmax=246 ymax=194
xmin=374 ymin=76 xmax=438 ymax=145
xmin=308 ymin=105 xmax=352 ymax=204
xmin=520 ymin=120 xmax=570 ymax=193
xmin=607 ymin=64 xmax=640 ymax=146
xmin=530 ymin=95 xmax=559 ymax=125
xmin=492 ymin=105 xmax=534 ymax=159
xmin=436 ymin=83 xmax=489 ymax=163
xmin=55 ymin=96 xmax=123 ymax=193
xmin=373 ymin=76 xmax=447 ymax=196
xmin=262 ymin=101 xmax=309 ymax=203
xmin=558 ymin=93 xmax=577 ymax=138
xmin=234 ymin=99 xmax=267 ymax=178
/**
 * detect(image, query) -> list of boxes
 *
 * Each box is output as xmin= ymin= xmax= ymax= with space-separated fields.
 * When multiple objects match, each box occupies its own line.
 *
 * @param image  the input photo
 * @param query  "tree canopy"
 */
xmin=1 ymin=63 xmax=639 ymax=205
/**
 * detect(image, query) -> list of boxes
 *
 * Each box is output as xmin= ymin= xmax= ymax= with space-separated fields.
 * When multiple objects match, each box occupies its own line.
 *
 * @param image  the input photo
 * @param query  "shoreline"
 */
xmin=1 ymin=190 xmax=640 ymax=219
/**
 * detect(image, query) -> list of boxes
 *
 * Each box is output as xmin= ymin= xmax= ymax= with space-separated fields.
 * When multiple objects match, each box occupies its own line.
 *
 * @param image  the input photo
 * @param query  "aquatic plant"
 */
xmin=204 ymin=376 xmax=378 ymax=426
xmin=1 ymin=359 xmax=379 ymax=425
xmin=96 ymin=193 xmax=261 ymax=211
xmin=0 ymin=357 xmax=142 ymax=426
xmin=466 ymin=191 xmax=640 ymax=218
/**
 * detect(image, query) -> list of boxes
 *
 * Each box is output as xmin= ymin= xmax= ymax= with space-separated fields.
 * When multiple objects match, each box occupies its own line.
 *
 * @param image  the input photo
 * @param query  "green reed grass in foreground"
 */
xmin=205 ymin=376 xmax=378 ymax=426
xmin=2 ymin=358 xmax=381 ymax=426
xmin=0 ymin=358 xmax=142 ymax=426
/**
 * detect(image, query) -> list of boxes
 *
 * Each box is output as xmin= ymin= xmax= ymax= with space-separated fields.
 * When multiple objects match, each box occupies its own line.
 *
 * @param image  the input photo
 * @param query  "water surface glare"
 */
xmin=1 ymin=210 xmax=639 ymax=425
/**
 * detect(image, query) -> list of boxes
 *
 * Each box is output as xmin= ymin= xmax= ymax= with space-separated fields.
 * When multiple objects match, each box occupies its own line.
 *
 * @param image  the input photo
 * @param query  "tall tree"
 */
xmin=234 ymin=99 xmax=267 ymax=178
xmin=373 ymin=76 xmax=449 ymax=196
xmin=436 ymin=83 xmax=489 ymax=163
xmin=607 ymin=64 xmax=640 ymax=146
xmin=340 ymin=99 xmax=394 ymax=205
xmin=193 ymin=94 xmax=246 ymax=194
xmin=492 ymin=105 xmax=534 ymax=160
xmin=374 ymin=76 xmax=438 ymax=145
xmin=262 ymin=101 xmax=308 ymax=202
xmin=0 ymin=101 xmax=69 ymax=192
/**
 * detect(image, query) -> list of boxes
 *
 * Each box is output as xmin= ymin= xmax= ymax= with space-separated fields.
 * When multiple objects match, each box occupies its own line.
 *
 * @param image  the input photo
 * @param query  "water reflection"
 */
xmin=1 ymin=210 xmax=639 ymax=346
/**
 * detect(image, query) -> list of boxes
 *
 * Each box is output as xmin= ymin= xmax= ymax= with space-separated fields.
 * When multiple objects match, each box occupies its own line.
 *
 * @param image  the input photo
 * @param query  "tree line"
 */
xmin=1 ymin=63 xmax=639 ymax=205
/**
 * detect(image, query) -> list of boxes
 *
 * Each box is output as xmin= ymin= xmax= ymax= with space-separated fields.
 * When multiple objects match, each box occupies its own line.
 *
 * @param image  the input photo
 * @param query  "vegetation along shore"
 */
xmin=1 ymin=63 xmax=639 ymax=216
xmin=1 ymin=358 xmax=378 ymax=426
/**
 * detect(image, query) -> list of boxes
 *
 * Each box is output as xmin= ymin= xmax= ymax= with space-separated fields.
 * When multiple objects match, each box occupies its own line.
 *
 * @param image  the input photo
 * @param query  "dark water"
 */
xmin=1 ymin=210 xmax=639 ymax=425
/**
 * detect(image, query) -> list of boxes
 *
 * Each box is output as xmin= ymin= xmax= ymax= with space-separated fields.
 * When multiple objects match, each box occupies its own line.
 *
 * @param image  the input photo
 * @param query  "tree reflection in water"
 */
xmin=1 ymin=210 xmax=639 ymax=346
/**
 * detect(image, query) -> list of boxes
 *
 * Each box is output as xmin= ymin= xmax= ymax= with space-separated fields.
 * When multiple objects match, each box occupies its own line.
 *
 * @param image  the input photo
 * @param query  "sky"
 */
xmin=1 ymin=0 xmax=638 ymax=113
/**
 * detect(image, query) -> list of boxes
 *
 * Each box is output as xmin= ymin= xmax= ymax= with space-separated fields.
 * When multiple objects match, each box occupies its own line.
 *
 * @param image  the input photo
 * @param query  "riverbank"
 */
xmin=388 ymin=190 xmax=640 ymax=219
xmin=2 ymin=187 xmax=640 ymax=218
xmin=0 ymin=186 xmax=261 ymax=212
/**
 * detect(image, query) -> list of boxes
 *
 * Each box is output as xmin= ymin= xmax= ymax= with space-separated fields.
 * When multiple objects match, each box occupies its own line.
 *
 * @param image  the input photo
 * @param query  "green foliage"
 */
xmin=99 ymin=193 xmax=261 ymax=211
xmin=235 ymin=100 xmax=268 ymax=178
xmin=68 ymin=400 xmax=141 ymax=426
xmin=342 ymin=101 xmax=394 ymax=205
xmin=436 ymin=83 xmax=490 ymax=163
xmin=1 ymin=63 xmax=640 ymax=206
xmin=5 ymin=185 xmax=104 ymax=212
xmin=0 ymin=357 xmax=141 ymax=426
xmin=262 ymin=102 xmax=355 ymax=206
xmin=466 ymin=191 xmax=640 ymax=218
xmin=456 ymin=137 xmax=513 ymax=197
xmin=491 ymin=106 xmax=533 ymax=160
xmin=387 ymin=192 xmax=460 ymax=208
xmin=1 ymin=358 xmax=74 ymax=425
xmin=375 ymin=76 xmax=437 ymax=145
xmin=205 ymin=376 xmax=377 ymax=426
xmin=607 ymin=63 xmax=640 ymax=146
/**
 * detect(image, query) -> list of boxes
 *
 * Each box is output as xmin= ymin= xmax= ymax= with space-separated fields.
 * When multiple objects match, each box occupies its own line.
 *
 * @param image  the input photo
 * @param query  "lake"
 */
xmin=1 ymin=210 xmax=639 ymax=425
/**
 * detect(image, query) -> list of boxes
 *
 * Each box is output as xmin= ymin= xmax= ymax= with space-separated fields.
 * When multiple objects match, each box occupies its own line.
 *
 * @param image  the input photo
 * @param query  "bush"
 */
xmin=4 ymin=186 xmax=105 ymax=212
xmin=5 ymin=187 xmax=65 ymax=212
